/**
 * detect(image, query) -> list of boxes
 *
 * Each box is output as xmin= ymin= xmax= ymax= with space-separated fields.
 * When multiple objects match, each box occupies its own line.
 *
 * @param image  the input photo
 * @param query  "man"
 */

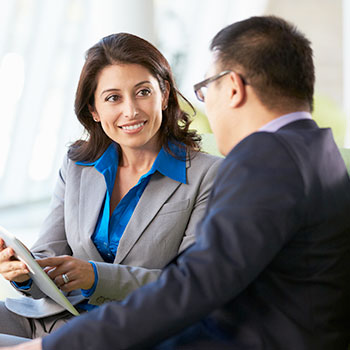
xmin=2 ymin=15 xmax=350 ymax=350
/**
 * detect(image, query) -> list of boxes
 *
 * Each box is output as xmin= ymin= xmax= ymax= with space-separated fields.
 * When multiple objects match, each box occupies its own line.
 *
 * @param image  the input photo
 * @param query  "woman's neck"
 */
xmin=119 ymin=143 xmax=162 ymax=174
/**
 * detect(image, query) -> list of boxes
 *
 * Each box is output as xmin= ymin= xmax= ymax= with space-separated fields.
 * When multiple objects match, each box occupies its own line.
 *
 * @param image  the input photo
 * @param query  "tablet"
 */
xmin=0 ymin=226 xmax=79 ymax=316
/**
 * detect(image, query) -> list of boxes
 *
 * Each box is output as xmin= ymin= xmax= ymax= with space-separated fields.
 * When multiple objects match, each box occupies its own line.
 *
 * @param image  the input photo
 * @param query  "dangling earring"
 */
xmin=162 ymin=105 xmax=168 ymax=111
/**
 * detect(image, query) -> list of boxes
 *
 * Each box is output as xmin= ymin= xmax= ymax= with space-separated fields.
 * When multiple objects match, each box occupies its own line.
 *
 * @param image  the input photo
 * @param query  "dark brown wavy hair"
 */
xmin=69 ymin=33 xmax=201 ymax=162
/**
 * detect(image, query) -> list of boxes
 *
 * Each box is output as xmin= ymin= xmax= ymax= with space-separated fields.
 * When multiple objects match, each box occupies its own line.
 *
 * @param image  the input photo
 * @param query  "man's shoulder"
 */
xmin=219 ymin=125 xmax=347 ymax=197
xmin=217 ymin=129 xmax=312 ymax=191
xmin=225 ymin=131 xmax=290 ymax=164
xmin=226 ymin=122 xmax=333 ymax=163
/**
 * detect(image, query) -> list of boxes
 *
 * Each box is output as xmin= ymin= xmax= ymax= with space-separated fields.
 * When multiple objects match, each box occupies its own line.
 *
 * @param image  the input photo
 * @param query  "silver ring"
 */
xmin=62 ymin=273 xmax=70 ymax=284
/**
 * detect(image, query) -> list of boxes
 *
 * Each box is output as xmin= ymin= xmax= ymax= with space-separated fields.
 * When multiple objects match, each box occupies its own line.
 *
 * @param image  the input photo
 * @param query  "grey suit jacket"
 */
xmin=6 ymin=150 xmax=221 ymax=318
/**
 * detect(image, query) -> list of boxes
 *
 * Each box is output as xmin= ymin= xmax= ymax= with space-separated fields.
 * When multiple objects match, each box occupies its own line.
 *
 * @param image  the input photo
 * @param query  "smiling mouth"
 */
xmin=119 ymin=121 xmax=146 ymax=131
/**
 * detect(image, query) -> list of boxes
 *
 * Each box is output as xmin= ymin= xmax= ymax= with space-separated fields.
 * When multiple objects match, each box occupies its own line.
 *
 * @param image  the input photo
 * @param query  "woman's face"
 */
xmin=90 ymin=63 xmax=169 ymax=152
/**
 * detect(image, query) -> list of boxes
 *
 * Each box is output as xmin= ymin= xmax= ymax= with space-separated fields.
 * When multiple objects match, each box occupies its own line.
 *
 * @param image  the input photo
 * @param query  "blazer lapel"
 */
xmin=78 ymin=166 xmax=106 ymax=261
xmin=114 ymin=172 xmax=182 ymax=263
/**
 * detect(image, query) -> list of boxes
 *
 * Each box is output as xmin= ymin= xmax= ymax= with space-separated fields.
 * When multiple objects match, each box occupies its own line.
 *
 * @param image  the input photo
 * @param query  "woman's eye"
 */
xmin=137 ymin=88 xmax=151 ymax=97
xmin=106 ymin=95 xmax=120 ymax=102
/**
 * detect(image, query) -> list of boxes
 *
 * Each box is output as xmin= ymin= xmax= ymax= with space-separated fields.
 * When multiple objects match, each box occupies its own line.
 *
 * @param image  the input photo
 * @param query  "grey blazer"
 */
xmin=6 ymin=150 xmax=221 ymax=318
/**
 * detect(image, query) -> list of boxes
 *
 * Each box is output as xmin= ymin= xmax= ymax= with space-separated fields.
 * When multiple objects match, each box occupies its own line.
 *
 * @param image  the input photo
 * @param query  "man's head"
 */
xmin=195 ymin=16 xmax=315 ymax=155
xmin=211 ymin=15 xmax=314 ymax=112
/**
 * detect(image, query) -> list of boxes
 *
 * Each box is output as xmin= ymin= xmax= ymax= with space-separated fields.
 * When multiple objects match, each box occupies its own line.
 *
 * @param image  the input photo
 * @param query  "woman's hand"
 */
xmin=37 ymin=255 xmax=95 ymax=292
xmin=0 ymin=239 xmax=30 ymax=283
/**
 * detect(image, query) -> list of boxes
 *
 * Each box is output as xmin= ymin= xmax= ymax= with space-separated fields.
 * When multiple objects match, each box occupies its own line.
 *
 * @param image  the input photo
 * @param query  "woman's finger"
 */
xmin=0 ymin=253 xmax=29 ymax=281
xmin=59 ymin=279 xmax=79 ymax=293
xmin=40 ymin=256 xmax=94 ymax=290
xmin=36 ymin=256 xmax=69 ymax=269
xmin=43 ymin=266 xmax=55 ymax=274
xmin=0 ymin=260 xmax=27 ymax=274
xmin=0 ymin=247 xmax=15 ymax=263
xmin=3 ymin=271 xmax=28 ymax=281
xmin=2 ymin=267 xmax=30 ymax=281
xmin=44 ymin=257 xmax=80 ymax=280
xmin=53 ymin=271 xmax=75 ymax=289
xmin=46 ymin=263 xmax=71 ymax=280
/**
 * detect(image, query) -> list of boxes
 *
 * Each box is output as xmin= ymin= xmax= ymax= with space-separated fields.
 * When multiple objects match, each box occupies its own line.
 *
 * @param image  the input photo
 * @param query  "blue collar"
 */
xmin=76 ymin=143 xmax=187 ymax=184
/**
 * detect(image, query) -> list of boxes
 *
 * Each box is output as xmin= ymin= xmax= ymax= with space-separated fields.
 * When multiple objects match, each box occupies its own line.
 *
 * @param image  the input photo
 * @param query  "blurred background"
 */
xmin=0 ymin=0 xmax=349 ymax=247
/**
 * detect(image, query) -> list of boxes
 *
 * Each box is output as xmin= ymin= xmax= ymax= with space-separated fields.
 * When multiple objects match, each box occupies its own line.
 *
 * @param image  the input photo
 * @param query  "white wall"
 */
xmin=0 ymin=0 xmax=156 ymax=244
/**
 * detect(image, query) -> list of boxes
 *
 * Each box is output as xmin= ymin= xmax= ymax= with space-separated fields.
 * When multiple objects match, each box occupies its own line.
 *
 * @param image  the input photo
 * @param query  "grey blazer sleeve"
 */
xmin=89 ymin=153 xmax=222 ymax=304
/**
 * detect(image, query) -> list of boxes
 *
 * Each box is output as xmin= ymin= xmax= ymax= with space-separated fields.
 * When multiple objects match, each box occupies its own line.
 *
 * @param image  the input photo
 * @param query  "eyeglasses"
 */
xmin=193 ymin=70 xmax=248 ymax=102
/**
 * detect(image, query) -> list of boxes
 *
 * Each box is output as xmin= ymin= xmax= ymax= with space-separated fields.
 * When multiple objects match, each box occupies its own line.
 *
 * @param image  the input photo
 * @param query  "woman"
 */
xmin=0 ymin=33 xmax=221 ymax=340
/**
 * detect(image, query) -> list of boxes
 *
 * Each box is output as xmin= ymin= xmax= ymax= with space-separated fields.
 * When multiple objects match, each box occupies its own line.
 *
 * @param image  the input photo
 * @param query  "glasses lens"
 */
xmin=195 ymin=89 xmax=203 ymax=102
xmin=198 ymin=87 xmax=206 ymax=102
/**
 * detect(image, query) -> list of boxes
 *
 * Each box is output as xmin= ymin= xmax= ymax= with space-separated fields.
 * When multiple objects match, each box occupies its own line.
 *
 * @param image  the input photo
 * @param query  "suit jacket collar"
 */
xmin=259 ymin=111 xmax=312 ymax=132
xmin=279 ymin=118 xmax=318 ymax=131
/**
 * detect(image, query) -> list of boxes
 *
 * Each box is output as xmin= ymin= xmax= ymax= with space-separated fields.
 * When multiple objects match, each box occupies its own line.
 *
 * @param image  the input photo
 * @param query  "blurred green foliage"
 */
xmin=312 ymin=94 xmax=346 ymax=147
xmin=179 ymin=98 xmax=212 ymax=134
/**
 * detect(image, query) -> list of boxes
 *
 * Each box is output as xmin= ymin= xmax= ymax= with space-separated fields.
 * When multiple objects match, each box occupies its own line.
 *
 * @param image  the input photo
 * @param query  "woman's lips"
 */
xmin=119 ymin=121 xmax=146 ymax=133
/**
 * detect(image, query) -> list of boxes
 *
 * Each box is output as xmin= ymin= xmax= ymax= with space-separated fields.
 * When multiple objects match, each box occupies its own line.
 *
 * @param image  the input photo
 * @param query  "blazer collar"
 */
xmin=78 ymin=166 xmax=107 ymax=261
xmin=115 ymin=148 xmax=189 ymax=263
xmin=114 ymin=171 xmax=183 ymax=263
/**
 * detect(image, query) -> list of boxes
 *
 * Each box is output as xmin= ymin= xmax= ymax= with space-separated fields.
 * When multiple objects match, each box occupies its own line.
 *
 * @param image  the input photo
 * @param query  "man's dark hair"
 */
xmin=210 ymin=16 xmax=315 ymax=112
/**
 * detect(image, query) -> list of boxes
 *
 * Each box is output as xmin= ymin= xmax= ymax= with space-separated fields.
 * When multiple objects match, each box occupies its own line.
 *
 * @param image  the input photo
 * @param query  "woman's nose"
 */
xmin=121 ymin=98 xmax=138 ymax=118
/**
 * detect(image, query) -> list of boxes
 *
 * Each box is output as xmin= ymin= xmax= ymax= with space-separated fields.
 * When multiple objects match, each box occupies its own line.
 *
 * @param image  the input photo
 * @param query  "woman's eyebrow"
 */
xmin=134 ymin=80 xmax=151 ymax=87
xmin=100 ymin=88 xmax=120 ymax=97
xmin=100 ymin=81 xmax=152 ymax=97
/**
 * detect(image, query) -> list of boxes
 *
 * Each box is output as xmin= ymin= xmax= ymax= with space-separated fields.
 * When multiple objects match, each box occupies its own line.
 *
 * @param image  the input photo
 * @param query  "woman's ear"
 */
xmin=88 ymin=105 xmax=100 ymax=122
xmin=228 ymin=71 xmax=246 ymax=108
xmin=162 ymin=81 xmax=170 ymax=110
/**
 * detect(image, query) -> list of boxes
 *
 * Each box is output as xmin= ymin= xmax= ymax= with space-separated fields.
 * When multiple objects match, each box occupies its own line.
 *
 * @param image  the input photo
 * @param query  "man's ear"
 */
xmin=228 ymin=71 xmax=246 ymax=108
xmin=88 ymin=105 xmax=100 ymax=122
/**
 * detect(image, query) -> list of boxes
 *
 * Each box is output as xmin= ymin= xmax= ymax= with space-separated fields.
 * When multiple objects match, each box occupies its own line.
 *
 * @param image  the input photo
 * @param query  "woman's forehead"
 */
xmin=95 ymin=63 xmax=158 ymax=91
